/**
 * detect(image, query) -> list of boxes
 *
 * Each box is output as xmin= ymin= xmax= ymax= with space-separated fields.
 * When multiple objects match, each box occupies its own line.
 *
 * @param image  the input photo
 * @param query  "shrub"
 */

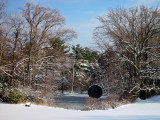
xmin=0 ymin=83 xmax=3 ymax=95
xmin=156 ymin=89 xmax=160 ymax=95
xmin=139 ymin=88 xmax=160 ymax=100
xmin=0 ymin=83 xmax=3 ymax=101
xmin=85 ymin=94 xmax=120 ymax=110
xmin=1 ymin=85 xmax=55 ymax=105
xmin=101 ymin=94 xmax=120 ymax=109
xmin=20 ymin=87 xmax=43 ymax=103
xmin=0 ymin=78 xmax=8 ymax=99
xmin=2 ymin=88 xmax=25 ymax=104
xmin=18 ymin=86 xmax=55 ymax=106
xmin=119 ymin=91 xmax=137 ymax=102
xmin=85 ymin=97 xmax=102 ymax=110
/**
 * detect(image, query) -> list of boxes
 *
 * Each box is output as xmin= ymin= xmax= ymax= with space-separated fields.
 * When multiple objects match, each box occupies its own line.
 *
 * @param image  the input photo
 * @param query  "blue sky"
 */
xmin=6 ymin=0 xmax=160 ymax=48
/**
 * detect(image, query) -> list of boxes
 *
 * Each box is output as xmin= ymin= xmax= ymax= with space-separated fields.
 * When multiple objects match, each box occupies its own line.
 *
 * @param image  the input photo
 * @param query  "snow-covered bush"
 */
xmin=85 ymin=97 xmax=102 ymax=110
xmin=119 ymin=91 xmax=137 ymax=102
xmin=85 ymin=94 xmax=121 ymax=110
xmin=0 ymin=77 xmax=8 ymax=100
xmin=0 ymin=83 xmax=3 ymax=94
xmin=41 ymin=92 xmax=56 ymax=106
xmin=0 ymin=83 xmax=3 ymax=101
xmin=101 ymin=94 xmax=120 ymax=109
xmin=2 ymin=86 xmax=55 ymax=105
xmin=18 ymin=86 xmax=55 ymax=105
xmin=2 ymin=88 xmax=26 ymax=104
xmin=18 ymin=87 xmax=42 ymax=103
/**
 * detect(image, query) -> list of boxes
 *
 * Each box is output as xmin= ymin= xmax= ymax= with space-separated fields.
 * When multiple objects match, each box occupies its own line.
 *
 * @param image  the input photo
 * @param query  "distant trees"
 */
xmin=46 ymin=37 xmax=70 ymax=56
xmin=71 ymin=44 xmax=100 ymax=92
xmin=94 ymin=5 xmax=160 ymax=96
xmin=72 ymin=44 xmax=99 ymax=63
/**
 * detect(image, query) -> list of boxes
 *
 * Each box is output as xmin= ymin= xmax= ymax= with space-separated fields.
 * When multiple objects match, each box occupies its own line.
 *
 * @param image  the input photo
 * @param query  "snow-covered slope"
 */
xmin=0 ymin=96 xmax=160 ymax=120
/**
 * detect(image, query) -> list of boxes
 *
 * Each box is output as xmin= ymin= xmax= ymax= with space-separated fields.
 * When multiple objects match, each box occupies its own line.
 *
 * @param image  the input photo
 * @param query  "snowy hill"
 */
xmin=0 ymin=96 xmax=160 ymax=120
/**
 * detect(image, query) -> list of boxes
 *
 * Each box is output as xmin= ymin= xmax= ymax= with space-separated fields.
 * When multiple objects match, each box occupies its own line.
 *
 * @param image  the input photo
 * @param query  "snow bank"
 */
xmin=0 ymin=96 xmax=160 ymax=120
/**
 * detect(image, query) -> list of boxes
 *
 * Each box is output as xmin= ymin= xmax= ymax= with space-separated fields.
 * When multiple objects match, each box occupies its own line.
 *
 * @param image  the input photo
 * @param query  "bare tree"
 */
xmin=20 ymin=2 xmax=76 ymax=87
xmin=0 ymin=0 xmax=6 ymax=21
xmin=0 ymin=2 xmax=76 ymax=90
xmin=3 ymin=14 xmax=26 ymax=85
xmin=0 ymin=0 xmax=7 ymax=63
xmin=94 ymin=6 xmax=160 ymax=95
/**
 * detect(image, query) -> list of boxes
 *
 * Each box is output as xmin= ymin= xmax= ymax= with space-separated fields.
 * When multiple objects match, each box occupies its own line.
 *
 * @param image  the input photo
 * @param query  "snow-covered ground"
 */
xmin=0 ymin=96 xmax=160 ymax=120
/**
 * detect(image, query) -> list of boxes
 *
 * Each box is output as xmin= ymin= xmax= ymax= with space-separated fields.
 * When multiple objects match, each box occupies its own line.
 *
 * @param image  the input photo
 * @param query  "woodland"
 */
xmin=0 ymin=0 xmax=160 ymax=109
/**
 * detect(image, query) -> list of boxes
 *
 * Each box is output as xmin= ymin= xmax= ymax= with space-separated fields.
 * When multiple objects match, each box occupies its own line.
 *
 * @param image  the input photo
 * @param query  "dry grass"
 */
xmin=30 ymin=102 xmax=49 ymax=106
xmin=84 ymin=94 xmax=121 ymax=110
xmin=85 ymin=97 xmax=102 ymax=110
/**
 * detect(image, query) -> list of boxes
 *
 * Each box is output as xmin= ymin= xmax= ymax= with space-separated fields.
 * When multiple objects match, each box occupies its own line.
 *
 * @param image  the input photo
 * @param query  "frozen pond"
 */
xmin=54 ymin=94 xmax=107 ymax=110
xmin=54 ymin=95 xmax=88 ymax=110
